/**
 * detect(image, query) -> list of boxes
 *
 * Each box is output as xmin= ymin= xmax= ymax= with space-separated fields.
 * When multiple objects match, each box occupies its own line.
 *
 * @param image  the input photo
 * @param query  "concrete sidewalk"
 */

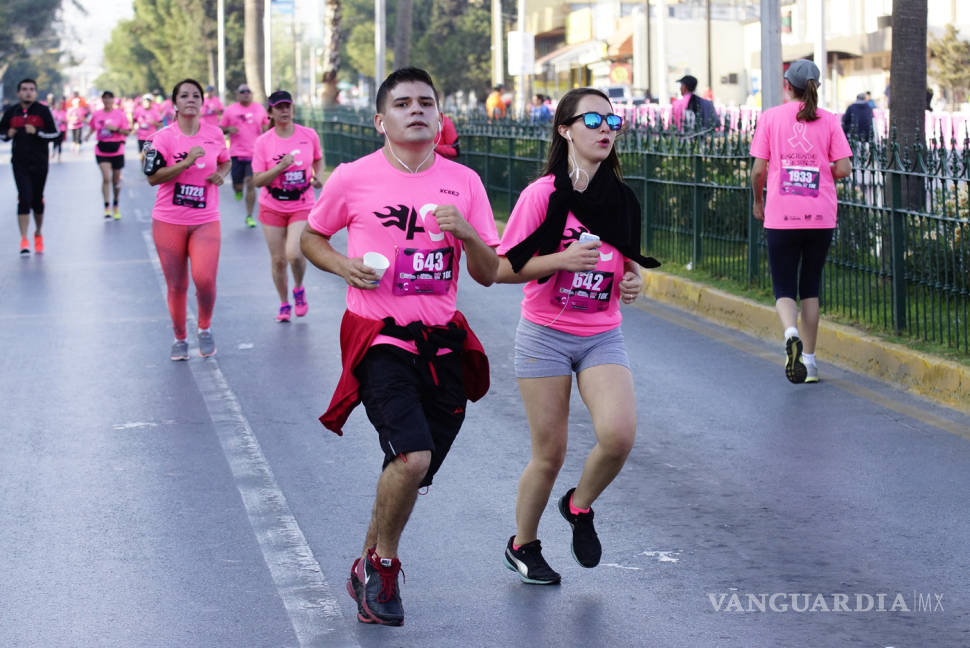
xmin=641 ymin=271 xmax=970 ymax=415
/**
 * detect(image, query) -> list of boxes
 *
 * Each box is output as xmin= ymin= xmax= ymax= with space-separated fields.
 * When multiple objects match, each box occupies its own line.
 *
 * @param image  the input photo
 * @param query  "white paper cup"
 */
xmin=362 ymin=251 xmax=390 ymax=283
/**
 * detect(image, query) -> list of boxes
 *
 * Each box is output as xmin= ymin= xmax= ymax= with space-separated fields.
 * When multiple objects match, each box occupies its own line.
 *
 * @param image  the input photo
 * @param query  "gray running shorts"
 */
xmin=513 ymin=317 xmax=630 ymax=378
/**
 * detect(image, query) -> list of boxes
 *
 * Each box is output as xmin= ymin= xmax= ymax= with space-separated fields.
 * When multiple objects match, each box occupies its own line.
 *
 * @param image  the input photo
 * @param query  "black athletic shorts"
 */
xmin=96 ymin=154 xmax=125 ymax=170
xmin=356 ymin=344 xmax=467 ymax=488
xmin=765 ymin=227 xmax=835 ymax=301
xmin=230 ymin=157 xmax=253 ymax=185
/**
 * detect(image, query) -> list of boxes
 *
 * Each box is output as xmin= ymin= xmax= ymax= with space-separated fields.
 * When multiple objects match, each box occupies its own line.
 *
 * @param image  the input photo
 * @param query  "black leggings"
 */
xmin=13 ymin=160 xmax=48 ymax=215
xmin=765 ymin=228 xmax=834 ymax=300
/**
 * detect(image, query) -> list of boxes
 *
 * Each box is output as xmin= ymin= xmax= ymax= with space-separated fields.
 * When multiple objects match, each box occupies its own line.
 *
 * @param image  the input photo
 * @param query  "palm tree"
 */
xmin=320 ymin=0 xmax=342 ymax=106
xmin=244 ymin=0 xmax=266 ymax=103
xmin=393 ymin=0 xmax=413 ymax=68
xmin=889 ymin=0 xmax=927 ymax=209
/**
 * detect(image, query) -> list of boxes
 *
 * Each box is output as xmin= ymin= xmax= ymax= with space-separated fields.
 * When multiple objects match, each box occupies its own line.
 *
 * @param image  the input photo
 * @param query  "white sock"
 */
xmin=198 ymin=328 xmax=210 ymax=335
xmin=784 ymin=326 xmax=799 ymax=340
xmin=802 ymin=352 xmax=816 ymax=366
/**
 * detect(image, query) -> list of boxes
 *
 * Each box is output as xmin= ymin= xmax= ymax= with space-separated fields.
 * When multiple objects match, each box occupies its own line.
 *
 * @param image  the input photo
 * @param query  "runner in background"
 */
xmin=202 ymin=86 xmax=224 ymax=129
xmin=497 ymin=87 xmax=659 ymax=585
xmin=433 ymin=113 xmax=459 ymax=159
xmin=66 ymin=98 xmax=87 ymax=154
xmin=252 ymin=90 xmax=322 ymax=322
xmin=133 ymin=94 xmax=163 ymax=153
xmin=750 ymin=59 xmax=852 ymax=384
xmin=301 ymin=67 xmax=498 ymax=627
xmin=220 ymin=84 xmax=269 ymax=228
xmin=86 ymin=91 xmax=131 ymax=220
xmin=0 ymin=78 xmax=60 ymax=254
xmin=50 ymin=98 xmax=67 ymax=162
xmin=143 ymin=78 xmax=230 ymax=361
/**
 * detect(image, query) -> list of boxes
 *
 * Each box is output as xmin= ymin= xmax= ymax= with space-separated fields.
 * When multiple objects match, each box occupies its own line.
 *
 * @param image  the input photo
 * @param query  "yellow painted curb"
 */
xmin=641 ymin=270 xmax=970 ymax=414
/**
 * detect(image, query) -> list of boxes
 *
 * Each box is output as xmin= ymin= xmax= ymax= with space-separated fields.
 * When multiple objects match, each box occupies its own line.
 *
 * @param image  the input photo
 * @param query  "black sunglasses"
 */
xmin=565 ymin=112 xmax=623 ymax=131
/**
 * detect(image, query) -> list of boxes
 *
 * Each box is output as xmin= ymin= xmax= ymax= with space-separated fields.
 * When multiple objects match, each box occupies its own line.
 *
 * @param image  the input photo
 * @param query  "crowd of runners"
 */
xmin=2 ymin=58 xmax=850 ymax=628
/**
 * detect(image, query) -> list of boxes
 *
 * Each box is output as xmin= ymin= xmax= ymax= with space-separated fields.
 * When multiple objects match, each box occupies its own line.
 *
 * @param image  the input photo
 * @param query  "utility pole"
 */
xmin=491 ymin=0 xmax=503 ymax=87
xmin=656 ymin=0 xmax=666 ymax=103
xmin=813 ymin=0 xmax=827 ymax=109
xmin=217 ymin=0 xmax=226 ymax=102
xmin=264 ymin=0 xmax=273 ymax=95
xmin=706 ymin=0 xmax=712 ymax=95
xmin=375 ymin=0 xmax=386 ymax=91
xmin=760 ymin=0 xmax=782 ymax=109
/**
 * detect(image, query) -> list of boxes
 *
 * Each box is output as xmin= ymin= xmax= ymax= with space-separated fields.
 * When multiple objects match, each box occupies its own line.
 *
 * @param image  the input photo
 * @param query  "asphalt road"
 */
xmin=1 ymin=141 xmax=968 ymax=648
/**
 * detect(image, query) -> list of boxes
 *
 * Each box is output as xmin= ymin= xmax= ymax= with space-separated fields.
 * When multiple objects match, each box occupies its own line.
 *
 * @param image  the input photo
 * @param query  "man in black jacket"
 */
xmin=0 ymin=79 xmax=60 ymax=254
xmin=841 ymin=93 xmax=874 ymax=141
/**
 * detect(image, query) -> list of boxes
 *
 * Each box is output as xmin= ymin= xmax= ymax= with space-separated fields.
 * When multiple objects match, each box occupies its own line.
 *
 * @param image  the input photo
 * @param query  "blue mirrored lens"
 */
xmin=582 ymin=113 xmax=604 ymax=128
xmin=605 ymin=114 xmax=623 ymax=130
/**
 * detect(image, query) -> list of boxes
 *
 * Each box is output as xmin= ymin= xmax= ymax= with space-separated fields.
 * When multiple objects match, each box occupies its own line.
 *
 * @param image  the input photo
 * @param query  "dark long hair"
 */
xmin=538 ymin=88 xmax=622 ymax=180
xmin=171 ymin=79 xmax=205 ymax=107
xmin=792 ymin=80 xmax=820 ymax=122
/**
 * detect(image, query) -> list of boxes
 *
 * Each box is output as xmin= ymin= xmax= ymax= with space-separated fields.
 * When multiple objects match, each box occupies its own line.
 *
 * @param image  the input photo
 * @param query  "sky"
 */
xmin=60 ymin=0 xmax=134 ymax=92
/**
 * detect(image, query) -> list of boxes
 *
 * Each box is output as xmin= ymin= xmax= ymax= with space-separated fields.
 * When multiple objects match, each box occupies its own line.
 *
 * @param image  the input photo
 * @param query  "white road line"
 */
xmin=141 ymin=229 xmax=356 ymax=648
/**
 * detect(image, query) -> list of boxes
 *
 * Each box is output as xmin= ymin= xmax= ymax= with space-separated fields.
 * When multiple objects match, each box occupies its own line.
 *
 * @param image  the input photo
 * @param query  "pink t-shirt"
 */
xmin=219 ymin=102 xmax=269 ymax=159
xmin=308 ymin=150 xmax=499 ymax=353
xmin=90 ymin=108 xmax=130 ymax=156
xmin=253 ymin=125 xmax=322 ymax=211
xmin=671 ymin=94 xmax=690 ymax=129
xmin=147 ymin=123 xmax=230 ymax=225
xmin=750 ymin=101 xmax=852 ymax=229
xmin=66 ymin=106 xmax=86 ymax=129
xmin=202 ymin=96 xmax=223 ymax=127
xmin=497 ymin=175 xmax=627 ymax=336
xmin=133 ymin=104 xmax=161 ymax=139
xmin=52 ymin=109 xmax=67 ymax=132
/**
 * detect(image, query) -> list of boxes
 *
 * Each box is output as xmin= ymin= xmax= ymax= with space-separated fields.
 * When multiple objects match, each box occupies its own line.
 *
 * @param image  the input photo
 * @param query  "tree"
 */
xmin=320 ymin=0 xmax=342 ymax=106
xmin=393 ymin=0 xmax=413 ymax=68
xmin=412 ymin=0 xmax=492 ymax=97
xmin=889 ymin=0 xmax=927 ymax=209
xmin=244 ymin=0 xmax=266 ymax=102
xmin=929 ymin=25 xmax=970 ymax=110
xmin=0 ymin=0 xmax=70 ymax=92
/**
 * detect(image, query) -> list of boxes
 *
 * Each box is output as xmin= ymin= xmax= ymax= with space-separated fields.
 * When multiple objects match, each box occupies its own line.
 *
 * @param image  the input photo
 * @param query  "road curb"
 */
xmin=641 ymin=270 xmax=970 ymax=414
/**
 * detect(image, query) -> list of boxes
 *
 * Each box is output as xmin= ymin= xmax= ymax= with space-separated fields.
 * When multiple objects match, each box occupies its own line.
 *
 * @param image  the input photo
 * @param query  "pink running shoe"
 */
xmin=293 ymin=287 xmax=308 ymax=317
xmin=276 ymin=303 xmax=292 ymax=322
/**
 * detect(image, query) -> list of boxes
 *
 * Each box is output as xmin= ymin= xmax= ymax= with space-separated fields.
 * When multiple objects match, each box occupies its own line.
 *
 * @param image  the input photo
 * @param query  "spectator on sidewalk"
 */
xmin=841 ymin=93 xmax=874 ymax=141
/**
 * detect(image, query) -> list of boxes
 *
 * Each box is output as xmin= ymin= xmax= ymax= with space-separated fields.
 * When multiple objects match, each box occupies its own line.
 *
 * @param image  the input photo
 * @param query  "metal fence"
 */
xmin=300 ymin=108 xmax=970 ymax=355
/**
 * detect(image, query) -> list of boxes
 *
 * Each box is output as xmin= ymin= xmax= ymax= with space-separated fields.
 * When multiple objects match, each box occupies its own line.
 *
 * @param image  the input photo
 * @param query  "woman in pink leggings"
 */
xmin=143 ymin=78 xmax=231 ymax=360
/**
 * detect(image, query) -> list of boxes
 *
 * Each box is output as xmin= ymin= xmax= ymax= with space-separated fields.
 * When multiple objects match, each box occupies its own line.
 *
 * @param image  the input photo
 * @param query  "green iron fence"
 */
xmin=300 ymin=108 xmax=970 ymax=355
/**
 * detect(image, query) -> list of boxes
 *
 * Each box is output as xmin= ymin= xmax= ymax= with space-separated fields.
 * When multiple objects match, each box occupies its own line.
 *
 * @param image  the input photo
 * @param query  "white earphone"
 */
xmin=377 ymin=121 xmax=385 ymax=134
xmin=566 ymin=131 xmax=572 ymax=142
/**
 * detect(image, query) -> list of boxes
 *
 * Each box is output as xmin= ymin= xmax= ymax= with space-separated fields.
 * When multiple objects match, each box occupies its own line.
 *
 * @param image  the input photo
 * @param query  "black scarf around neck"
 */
xmin=506 ymin=158 xmax=660 ymax=282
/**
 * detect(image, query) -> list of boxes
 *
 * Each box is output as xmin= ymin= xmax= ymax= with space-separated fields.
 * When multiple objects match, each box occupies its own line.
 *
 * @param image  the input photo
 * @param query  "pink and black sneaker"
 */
xmin=293 ymin=287 xmax=308 ymax=317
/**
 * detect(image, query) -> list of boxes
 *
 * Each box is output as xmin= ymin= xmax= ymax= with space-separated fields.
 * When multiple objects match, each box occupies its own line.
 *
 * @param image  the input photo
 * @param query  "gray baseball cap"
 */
xmin=784 ymin=59 xmax=820 ymax=90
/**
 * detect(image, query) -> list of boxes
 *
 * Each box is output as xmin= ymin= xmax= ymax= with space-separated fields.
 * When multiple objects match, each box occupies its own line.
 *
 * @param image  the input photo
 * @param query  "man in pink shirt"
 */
xmin=301 ymin=67 xmax=498 ymax=627
xmin=201 ymin=85 xmax=223 ymax=128
xmin=133 ymin=94 xmax=162 ymax=153
xmin=220 ymin=83 xmax=269 ymax=227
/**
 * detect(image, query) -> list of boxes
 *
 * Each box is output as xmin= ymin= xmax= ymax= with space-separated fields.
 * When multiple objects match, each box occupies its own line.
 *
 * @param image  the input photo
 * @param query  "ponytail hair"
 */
xmin=793 ymin=80 xmax=819 ymax=122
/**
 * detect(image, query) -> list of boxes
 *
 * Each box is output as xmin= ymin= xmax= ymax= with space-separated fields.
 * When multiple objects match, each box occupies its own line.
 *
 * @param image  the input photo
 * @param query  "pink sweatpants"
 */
xmin=152 ymin=219 xmax=221 ymax=340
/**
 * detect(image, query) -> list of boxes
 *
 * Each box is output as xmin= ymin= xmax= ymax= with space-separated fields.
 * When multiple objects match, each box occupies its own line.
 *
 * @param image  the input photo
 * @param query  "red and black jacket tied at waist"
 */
xmin=320 ymin=310 xmax=490 ymax=436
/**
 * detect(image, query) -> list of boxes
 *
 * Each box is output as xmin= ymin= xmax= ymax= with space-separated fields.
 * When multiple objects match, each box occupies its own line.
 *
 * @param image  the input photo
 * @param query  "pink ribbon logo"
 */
xmin=787 ymin=122 xmax=813 ymax=152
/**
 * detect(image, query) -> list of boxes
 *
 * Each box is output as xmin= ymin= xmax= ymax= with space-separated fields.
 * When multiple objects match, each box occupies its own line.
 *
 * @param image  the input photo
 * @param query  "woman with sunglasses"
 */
xmin=496 ymin=88 xmax=659 ymax=585
xmin=252 ymin=90 xmax=323 ymax=322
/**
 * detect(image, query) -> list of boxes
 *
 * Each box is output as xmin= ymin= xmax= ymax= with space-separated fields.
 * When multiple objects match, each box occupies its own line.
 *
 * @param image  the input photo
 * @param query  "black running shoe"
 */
xmin=785 ymin=336 xmax=807 ymax=384
xmin=345 ymin=556 xmax=372 ymax=624
xmin=558 ymin=488 xmax=602 ymax=568
xmin=504 ymin=536 xmax=561 ymax=585
xmin=361 ymin=550 xmax=405 ymax=626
